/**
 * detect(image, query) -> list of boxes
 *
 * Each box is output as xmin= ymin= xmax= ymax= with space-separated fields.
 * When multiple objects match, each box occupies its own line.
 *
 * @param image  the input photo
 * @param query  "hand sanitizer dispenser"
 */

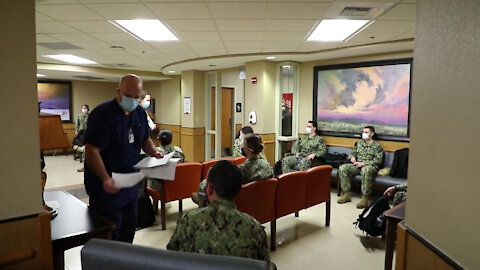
xmin=248 ymin=111 xmax=257 ymax=124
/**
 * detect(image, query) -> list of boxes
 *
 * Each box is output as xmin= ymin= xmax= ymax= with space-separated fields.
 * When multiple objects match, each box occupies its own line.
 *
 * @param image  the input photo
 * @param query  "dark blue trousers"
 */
xmin=90 ymin=196 xmax=138 ymax=243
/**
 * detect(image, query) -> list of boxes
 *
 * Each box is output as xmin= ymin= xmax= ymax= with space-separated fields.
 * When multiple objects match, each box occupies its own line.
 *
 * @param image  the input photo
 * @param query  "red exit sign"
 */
xmin=251 ymin=77 xmax=257 ymax=84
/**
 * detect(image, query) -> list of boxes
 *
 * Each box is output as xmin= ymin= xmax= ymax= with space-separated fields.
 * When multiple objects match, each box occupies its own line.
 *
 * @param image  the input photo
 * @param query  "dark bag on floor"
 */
xmin=390 ymin=148 xmax=409 ymax=178
xmin=323 ymin=152 xmax=349 ymax=168
xmin=354 ymin=194 xmax=390 ymax=236
xmin=137 ymin=188 xmax=155 ymax=229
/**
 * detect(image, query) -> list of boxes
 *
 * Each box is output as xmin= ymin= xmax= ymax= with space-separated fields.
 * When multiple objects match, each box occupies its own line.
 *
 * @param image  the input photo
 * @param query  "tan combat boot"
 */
xmin=337 ymin=192 xmax=352 ymax=204
xmin=356 ymin=195 xmax=372 ymax=209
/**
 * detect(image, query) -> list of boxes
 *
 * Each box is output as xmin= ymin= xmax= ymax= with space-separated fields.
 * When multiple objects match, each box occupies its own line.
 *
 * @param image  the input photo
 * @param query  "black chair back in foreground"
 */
xmin=81 ymin=239 xmax=268 ymax=270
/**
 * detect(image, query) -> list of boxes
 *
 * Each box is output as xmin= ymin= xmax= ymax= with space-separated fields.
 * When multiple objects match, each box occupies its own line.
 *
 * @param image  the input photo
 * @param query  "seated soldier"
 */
xmin=192 ymin=133 xmax=273 ymax=206
xmin=281 ymin=121 xmax=326 ymax=173
xmin=167 ymin=160 xmax=273 ymax=267
xmin=384 ymin=183 xmax=407 ymax=206
xmin=238 ymin=133 xmax=273 ymax=184
xmin=337 ymin=126 xmax=384 ymax=209
xmin=233 ymin=126 xmax=267 ymax=160
xmin=157 ymin=129 xmax=185 ymax=162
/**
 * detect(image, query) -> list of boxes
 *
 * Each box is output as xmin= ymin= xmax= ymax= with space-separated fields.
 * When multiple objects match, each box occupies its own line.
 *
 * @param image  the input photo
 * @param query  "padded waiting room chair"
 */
xmin=306 ymin=165 xmax=332 ymax=226
xmin=146 ymin=162 xmax=203 ymax=230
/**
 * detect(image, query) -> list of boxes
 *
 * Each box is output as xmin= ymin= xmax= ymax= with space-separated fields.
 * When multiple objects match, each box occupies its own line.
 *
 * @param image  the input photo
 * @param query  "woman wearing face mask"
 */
xmin=281 ymin=121 xmax=326 ymax=174
xmin=238 ymin=133 xmax=273 ymax=184
xmin=139 ymin=92 xmax=156 ymax=131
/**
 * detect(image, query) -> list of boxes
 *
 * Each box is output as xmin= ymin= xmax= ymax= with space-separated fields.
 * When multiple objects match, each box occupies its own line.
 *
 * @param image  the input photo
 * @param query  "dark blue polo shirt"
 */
xmin=84 ymin=99 xmax=151 ymax=207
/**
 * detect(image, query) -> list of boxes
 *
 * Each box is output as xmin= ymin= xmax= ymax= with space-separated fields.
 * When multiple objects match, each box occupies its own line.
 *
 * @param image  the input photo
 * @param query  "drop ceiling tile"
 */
xmin=78 ymin=0 xmax=141 ymax=3
xmin=185 ymin=41 xmax=225 ymax=49
xmin=36 ymin=12 xmax=54 ymax=22
xmin=262 ymin=41 xmax=301 ymax=50
xmin=224 ymin=41 xmax=262 ymax=49
xmin=393 ymin=32 xmax=415 ymax=40
xmin=193 ymin=48 xmax=227 ymax=57
xmin=36 ymin=5 xmax=104 ymax=21
xmin=166 ymin=54 xmax=198 ymax=61
xmin=87 ymin=3 xmax=156 ymax=19
xmin=216 ymin=20 xmax=265 ymax=32
xmin=163 ymin=20 xmax=217 ymax=32
xmin=36 ymin=34 xmax=61 ymax=43
xmin=296 ymin=42 xmax=338 ymax=52
xmin=67 ymin=41 xmax=112 ymax=50
xmin=266 ymin=2 xmax=330 ymax=19
xmin=264 ymin=32 xmax=306 ymax=41
xmin=227 ymin=48 xmax=262 ymax=54
xmin=48 ymin=33 xmax=100 ymax=42
xmin=106 ymin=41 xmax=153 ymax=49
xmin=90 ymin=32 xmax=139 ymax=42
xmin=364 ymin=20 xmax=414 ymax=33
xmin=36 ymin=0 xmax=79 ymax=4
xmin=177 ymin=32 xmax=221 ymax=41
xmin=265 ymin=19 xmax=317 ymax=32
xmin=220 ymin=31 xmax=264 ymax=41
xmin=348 ymin=32 xmax=401 ymax=43
xmin=36 ymin=22 xmax=80 ymax=34
xmin=146 ymin=3 xmax=210 ymax=19
xmin=157 ymin=48 xmax=196 ymax=55
xmin=378 ymin=4 xmax=415 ymax=21
xmin=149 ymin=41 xmax=188 ymax=50
xmin=208 ymin=2 xmax=267 ymax=19
xmin=64 ymin=21 xmax=123 ymax=33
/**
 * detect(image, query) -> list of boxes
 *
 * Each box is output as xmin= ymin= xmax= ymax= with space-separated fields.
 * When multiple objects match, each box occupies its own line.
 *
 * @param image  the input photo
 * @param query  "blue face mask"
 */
xmin=119 ymin=95 xmax=139 ymax=112
xmin=141 ymin=101 xmax=150 ymax=109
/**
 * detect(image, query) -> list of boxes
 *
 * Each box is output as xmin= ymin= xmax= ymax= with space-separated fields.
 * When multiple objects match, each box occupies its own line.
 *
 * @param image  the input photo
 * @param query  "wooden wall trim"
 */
xmin=158 ymin=124 xmax=181 ymax=132
xmin=396 ymin=222 xmax=463 ymax=270
xmin=258 ymin=133 xmax=275 ymax=165
xmin=181 ymin=127 xmax=205 ymax=136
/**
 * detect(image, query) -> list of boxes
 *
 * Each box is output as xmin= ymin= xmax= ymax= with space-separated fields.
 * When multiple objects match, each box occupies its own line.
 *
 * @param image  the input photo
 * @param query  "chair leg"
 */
xmin=179 ymin=199 xmax=183 ymax=214
xmin=295 ymin=211 xmax=299 ymax=217
xmin=326 ymin=200 xmax=331 ymax=226
xmin=152 ymin=198 xmax=158 ymax=215
xmin=270 ymin=220 xmax=276 ymax=251
xmin=160 ymin=181 xmax=166 ymax=230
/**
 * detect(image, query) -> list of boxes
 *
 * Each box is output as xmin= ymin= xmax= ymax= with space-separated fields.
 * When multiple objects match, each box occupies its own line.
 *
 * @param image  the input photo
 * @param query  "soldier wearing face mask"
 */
xmin=337 ymin=126 xmax=384 ymax=209
xmin=281 ymin=121 xmax=326 ymax=174
xmin=75 ymin=104 xmax=89 ymax=135
xmin=232 ymin=126 xmax=266 ymax=160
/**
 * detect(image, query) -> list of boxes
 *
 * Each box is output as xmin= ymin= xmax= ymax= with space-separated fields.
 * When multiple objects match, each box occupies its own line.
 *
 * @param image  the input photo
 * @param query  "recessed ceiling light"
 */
xmin=36 ymin=73 xmax=46 ymax=77
xmin=266 ymin=56 xmax=276 ymax=60
xmin=43 ymin=54 xmax=97 ymax=65
xmin=168 ymin=71 xmax=175 ymax=73
xmin=209 ymin=64 xmax=216 ymax=67
xmin=307 ymin=19 xmax=371 ymax=42
xmin=111 ymin=19 xmax=178 ymax=41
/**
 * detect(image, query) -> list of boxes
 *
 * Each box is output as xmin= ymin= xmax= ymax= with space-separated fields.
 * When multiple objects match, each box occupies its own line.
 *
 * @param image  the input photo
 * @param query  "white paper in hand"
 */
xmin=140 ymin=158 xmax=180 ymax=180
xmin=112 ymin=172 xmax=145 ymax=188
xmin=134 ymin=152 xmax=175 ymax=168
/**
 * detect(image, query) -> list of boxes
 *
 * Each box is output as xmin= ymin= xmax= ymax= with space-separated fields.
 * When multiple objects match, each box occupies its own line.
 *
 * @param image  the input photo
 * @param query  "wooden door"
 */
xmin=221 ymin=88 xmax=233 ymax=150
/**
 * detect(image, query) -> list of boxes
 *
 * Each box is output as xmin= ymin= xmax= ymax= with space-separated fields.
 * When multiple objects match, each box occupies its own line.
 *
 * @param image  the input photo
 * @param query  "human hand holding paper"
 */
xmin=112 ymin=172 xmax=145 ymax=188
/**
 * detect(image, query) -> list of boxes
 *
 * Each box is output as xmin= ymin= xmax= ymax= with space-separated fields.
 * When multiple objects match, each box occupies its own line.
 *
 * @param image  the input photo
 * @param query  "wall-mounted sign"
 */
xmin=236 ymin=103 xmax=242 ymax=112
xmin=251 ymin=77 xmax=257 ymax=84
xmin=183 ymin=97 xmax=191 ymax=114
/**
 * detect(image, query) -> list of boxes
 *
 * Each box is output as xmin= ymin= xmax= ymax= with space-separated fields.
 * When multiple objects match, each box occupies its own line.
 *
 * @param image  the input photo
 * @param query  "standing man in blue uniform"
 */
xmin=84 ymin=74 xmax=162 ymax=242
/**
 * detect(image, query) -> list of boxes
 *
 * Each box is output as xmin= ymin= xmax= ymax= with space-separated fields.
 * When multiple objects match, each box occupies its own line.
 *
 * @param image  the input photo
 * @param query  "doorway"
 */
xmin=221 ymin=87 xmax=233 ymax=156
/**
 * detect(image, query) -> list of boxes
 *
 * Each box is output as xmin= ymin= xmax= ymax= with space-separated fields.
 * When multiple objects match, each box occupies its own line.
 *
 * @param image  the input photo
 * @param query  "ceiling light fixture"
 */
xmin=36 ymin=73 xmax=46 ymax=77
xmin=307 ymin=19 xmax=371 ymax=42
xmin=43 ymin=54 xmax=97 ymax=65
xmin=111 ymin=19 xmax=178 ymax=41
xmin=266 ymin=56 xmax=276 ymax=60
xmin=168 ymin=71 xmax=175 ymax=73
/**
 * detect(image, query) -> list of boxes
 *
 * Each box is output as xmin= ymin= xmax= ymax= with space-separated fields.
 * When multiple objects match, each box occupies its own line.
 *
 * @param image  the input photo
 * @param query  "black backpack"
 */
xmin=390 ymin=148 xmax=409 ymax=178
xmin=354 ymin=194 xmax=390 ymax=236
xmin=323 ymin=152 xmax=349 ymax=168
xmin=137 ymin=188 xmax=155 ymax=229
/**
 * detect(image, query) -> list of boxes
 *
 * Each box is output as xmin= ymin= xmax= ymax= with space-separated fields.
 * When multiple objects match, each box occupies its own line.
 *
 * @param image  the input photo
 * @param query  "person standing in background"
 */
xmin=139 ymin=92 xmax=156 ymax=131
xmin=75 ymin=104 xmax=89 ymax=135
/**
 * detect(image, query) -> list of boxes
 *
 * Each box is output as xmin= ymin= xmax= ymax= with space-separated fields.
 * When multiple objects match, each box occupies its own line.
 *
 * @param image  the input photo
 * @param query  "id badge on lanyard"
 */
xmin=128 ymin=128 xmax=134 ymax=143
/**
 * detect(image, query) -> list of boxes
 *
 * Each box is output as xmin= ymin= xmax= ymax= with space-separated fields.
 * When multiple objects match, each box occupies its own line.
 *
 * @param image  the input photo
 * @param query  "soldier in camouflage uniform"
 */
xmin=168 ymin=160 xmax=272 ymax=267
xmin=193 ymin=133 xmax=272 ymax=206
xmin=282 ymin=121 xmax=326 ymax=173
xmin=75 ymin=104 xmax=89 ymax=134
xmin=150 ymin=130 xmax=185 ymax=191
xmin=337 ymin=126 xmax=384 ymax=209
xmin=238 ymin=133 xmax=273 ymax=184
xmin=384 ymin=182 xmax=407 ymax=206
xmin=233 ymin=126 xmax=266 ymax=160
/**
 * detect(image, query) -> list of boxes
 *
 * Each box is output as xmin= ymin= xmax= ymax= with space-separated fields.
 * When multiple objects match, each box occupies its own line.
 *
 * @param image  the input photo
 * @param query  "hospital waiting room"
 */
xmin=1 ymin=0 xmax=478 ymax=269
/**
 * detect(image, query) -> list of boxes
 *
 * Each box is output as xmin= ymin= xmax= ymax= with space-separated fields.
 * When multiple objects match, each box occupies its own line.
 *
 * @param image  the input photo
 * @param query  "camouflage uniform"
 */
xmin=238 ymin=157 xmax=273 ymax=184
xmin=149 ymin=144 xmax=185 ymax=191
xmin=75 ymin=112 xmax=88 ymax=133
xmin=167 ymin=200 xmax=271 ymax=263
xmin=393 ymin=183 xmax=407 ymax=206
xmin=339 ymin=140 xmax=384 ymax=196
xmin=281 ymin=134 xmax=326 ymax=173
xmin=233 ymin=137 xmax=267 ymax=160
xmin=198 ymin=157 xmax=272 ymax=192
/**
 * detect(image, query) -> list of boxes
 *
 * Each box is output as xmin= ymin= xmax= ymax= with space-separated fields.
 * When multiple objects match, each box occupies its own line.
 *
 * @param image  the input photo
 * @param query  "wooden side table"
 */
xmin=384 ymin=201 xmax=406 ymax=270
